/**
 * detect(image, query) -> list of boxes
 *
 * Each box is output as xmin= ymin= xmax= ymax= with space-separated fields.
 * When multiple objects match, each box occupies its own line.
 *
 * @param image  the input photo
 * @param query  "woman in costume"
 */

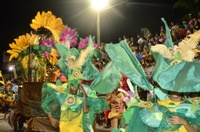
xmin=157 ymin=91 xmax=199 ymax=132
xmin=106 ymin=82 xmax=126 ymax=129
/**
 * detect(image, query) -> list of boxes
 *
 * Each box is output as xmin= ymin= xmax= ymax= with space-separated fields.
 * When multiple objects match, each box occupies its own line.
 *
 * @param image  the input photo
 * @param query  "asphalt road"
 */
xmin=0 ymin=113 xmax=110 ymax=132
xmin=0 ymin=113 xmax=17 ymax=132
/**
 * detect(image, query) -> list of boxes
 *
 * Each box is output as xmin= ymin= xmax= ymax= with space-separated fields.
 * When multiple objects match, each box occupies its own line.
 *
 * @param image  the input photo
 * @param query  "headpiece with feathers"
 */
xmin=151 ymin=18 xmax=200 ymax=92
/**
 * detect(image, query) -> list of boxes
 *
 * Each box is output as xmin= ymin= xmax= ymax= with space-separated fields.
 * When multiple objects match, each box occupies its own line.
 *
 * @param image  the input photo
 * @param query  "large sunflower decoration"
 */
xmin=7 ymin=33 xmax=38 ymax=81
xmin=7 ymin=11 xmax=101 ymax=83
xmin=29 ymin=11 xmax=66 ymax=66
xmin=7 ymin=33 xmax=37 ymax=61
xmin=30 ymin=11 xmax=65 ymax=43
xmin=6 ymin=11 xmax=66 ymax=81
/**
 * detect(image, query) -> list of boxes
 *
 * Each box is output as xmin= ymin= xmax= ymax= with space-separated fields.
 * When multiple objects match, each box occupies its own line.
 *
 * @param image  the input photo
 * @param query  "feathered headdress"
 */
xmin=55 ymin=35 xmax=99 ymax=88
xmin=151 ymin=18 xmax=200 ymax=92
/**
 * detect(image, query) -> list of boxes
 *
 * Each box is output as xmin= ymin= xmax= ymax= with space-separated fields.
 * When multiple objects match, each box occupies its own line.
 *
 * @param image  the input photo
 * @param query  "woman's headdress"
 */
xmin=151 ymin=18 xmax=200 ymax=92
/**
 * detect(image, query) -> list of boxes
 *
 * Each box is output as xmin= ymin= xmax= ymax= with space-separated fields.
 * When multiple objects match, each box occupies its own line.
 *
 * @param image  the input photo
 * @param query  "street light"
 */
xmin=9 ymin=65 xmax=17 ymax=79
xmin=91 ymin=0 xmax=109 ymax=45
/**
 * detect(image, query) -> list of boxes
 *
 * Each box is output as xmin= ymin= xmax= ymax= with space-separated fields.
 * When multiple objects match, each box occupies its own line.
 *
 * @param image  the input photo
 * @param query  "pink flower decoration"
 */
xmin=41 ymin=38 xmax=55 ymax=48
xmin=59 ymin=27 xmax=78 ymax=48
xmin=40 ymin=38 xmax=55 ymax=57
xmin=78 ymin=36 xmax=98 ymax=49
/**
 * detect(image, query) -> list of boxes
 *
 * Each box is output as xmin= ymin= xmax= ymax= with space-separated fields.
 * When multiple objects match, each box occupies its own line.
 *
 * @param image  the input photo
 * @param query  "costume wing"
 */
xmin=90 ymin=61 xmax=122 ymax=94
xmin=152 ymin=18 xmax=200 ymax=92
xmin=105 ymin=40 xmax=154 ymax=91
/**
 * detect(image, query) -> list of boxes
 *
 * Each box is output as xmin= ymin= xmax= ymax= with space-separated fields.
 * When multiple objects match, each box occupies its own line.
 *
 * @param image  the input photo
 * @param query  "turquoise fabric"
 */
xmin=154 ymin=88 xmax=169 ymax=100
xmin=151 ymin=18 xmax=200 ymax=92
xmin=41 ymin=81 xmax=68 ymax=120
xmin=152 ymin=36 xmax=200 ymax=92
xmin=125 ymin=102 xmax=200 ymax=132
xmin=161 ymin=18 xmax=174 ymax=48
xmin=90 ymin=61 xmax=122 ymax=94
xmin=105 ymin=41 xmax=154 ymax=91
xmin=154 ymin=60 xmax=200 ymax=92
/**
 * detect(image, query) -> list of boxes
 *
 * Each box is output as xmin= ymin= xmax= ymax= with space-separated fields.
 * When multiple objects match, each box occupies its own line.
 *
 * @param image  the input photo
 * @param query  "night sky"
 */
xmin=0 ymin=0 xmax=181 ymax=69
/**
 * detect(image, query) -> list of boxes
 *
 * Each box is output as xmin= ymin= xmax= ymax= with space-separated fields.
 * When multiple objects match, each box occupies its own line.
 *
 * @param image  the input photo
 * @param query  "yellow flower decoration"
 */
xmin=138 ymin=101 xmax=153 ymax=109
xmin=71 ymin=69 xmax=83 ymax=79
xmin=66 ymin=95 xmax=75 ymax=105
xmin=55 ymin=86 xmax=65 ymax=92
xmin=30 ymin=11 xmax=65 ymax=42
xmin=47 ymin=82 xmax=68 ymax=93
xmin=7 ymin=33 xmax=37 ymax=61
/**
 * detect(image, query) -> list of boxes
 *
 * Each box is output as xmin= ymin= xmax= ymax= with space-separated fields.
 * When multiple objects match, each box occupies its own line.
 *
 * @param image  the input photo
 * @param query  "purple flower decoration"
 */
xmin=40 ymin=38 xmax=55 ymax=57
xmin=78 ymin=36 xmax=98 ymax=49
xmin=41 ymin=38 xmax=55 ymax=48
xmin=59 ymin=27 xmax=78 ymax=48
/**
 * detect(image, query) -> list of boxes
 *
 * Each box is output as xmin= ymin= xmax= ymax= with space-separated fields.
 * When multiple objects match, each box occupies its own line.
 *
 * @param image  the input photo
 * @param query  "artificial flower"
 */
xmin=30 ymin=11 xmax=65 ymax=42
xmin=40 ymin=38 xmax=55 ymax=57
xmin=138 ymin=101 xmax=153 ymax=108
xmin=47 ymin=82 xmax=68 ymax=93
xmin=66 ymin=95 xmax=75 ymax=105
xmin=71 ymin=69 xmax=83 ymax=79
xmin=59 ymin=27 xmax=78 ymax=48
xmin=7 ymin=33 xmax=37 ymax=61
xmin=78 ymin=36 xmax=98 ymax=49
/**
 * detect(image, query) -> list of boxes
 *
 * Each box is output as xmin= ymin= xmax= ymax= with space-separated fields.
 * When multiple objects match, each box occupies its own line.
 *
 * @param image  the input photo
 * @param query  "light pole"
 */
xmin=91 ymin=0 xmax=109 ymax=45
xmin=96 ymin=11 xmax=100 ymax=45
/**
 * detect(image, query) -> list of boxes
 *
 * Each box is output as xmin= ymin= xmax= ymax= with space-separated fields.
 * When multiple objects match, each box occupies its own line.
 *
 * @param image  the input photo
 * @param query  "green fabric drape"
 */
xmin=105 ymin=41 xmax=153 ymax=91
xmin=90 ymin=61 xmax=122 ymax=94
xmin=153 ymin=57 xmax=200 ymax=92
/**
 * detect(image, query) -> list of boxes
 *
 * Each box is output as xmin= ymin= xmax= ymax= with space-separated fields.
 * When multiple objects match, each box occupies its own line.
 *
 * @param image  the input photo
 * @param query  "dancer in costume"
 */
xmin=90 ymin=17 xmax=200 ymax=131
xmin=106 ymin=82 xmax=126 ymax=129
xmin=157 ymin=92 xmax=198 ymax=132
xmin=42 ymin=79 xmax=108 ymax=132
xmin=33 ymin=11 xmax=109 ymax=131
xmin=40 ymin=34 xmax=108 ymax=131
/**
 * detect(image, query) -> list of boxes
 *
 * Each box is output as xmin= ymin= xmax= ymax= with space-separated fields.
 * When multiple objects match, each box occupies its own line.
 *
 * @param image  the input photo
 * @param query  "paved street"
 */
xmin=0 ymin=113 xmax=110 ymax=132
xmin=0 ymin=113 xmax=15 ymax=132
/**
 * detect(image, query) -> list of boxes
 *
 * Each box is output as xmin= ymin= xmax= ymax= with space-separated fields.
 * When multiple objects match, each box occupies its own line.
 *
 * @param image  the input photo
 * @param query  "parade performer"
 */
xmin=106 ymin=82 xmax=126 ymax=129
xmin=41 ymin=38 xmax=108 ymax=131
xmin=34 ymin=11 xmax=108 ymax=131
xmin=89 ymin=17 xmax=200 ymax=131
xmin=41 ymin=39 xmax=108 ymax=131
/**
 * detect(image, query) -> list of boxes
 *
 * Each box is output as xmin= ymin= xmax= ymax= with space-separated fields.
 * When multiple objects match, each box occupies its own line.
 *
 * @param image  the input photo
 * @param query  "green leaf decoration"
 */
xmin=93 ymin=49 xmax=102 ymax=59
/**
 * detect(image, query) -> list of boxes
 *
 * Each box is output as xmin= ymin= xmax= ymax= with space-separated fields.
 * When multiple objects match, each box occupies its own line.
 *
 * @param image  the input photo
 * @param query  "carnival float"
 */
xmin=6 ymin=11 xmax=105 ymax=131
